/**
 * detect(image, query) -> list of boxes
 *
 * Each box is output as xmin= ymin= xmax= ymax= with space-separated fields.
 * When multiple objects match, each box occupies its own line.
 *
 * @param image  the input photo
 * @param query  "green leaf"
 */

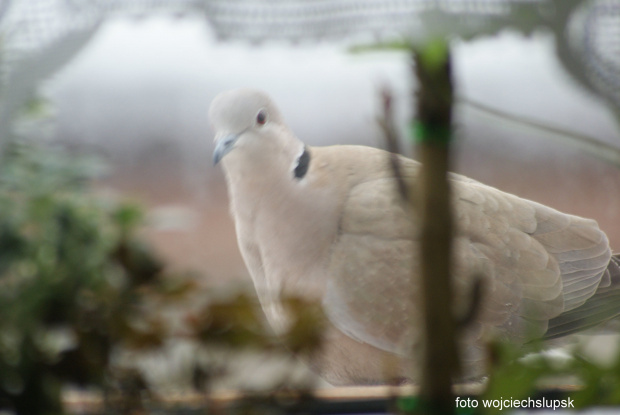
xmin=415 ymin=38 xmax=449 ymax=72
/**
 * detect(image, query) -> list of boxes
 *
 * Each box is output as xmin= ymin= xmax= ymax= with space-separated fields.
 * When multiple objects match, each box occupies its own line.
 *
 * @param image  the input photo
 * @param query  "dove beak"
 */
xmin=213 ymin=133 xmax=240 ymax=165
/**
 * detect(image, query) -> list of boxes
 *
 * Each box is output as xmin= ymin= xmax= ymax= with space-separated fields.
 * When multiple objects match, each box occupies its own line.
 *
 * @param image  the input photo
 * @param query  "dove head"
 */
xmin=210 ymin=89 xmax=303 ymax=176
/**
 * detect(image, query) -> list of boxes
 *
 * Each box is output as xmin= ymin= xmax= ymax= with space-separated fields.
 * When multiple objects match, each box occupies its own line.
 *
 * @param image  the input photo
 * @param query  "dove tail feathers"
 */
xmin=544 ymin=254 xmax=620 ymax=340
xmin=611 ymin=253 xmax=620 ymax=279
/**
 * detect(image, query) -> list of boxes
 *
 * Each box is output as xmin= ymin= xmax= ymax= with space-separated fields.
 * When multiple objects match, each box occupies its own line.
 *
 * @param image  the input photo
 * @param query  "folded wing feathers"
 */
xmin=530 ymin=206 xmax=611 ymax=311
xmin=299 ymin=145 xmax=616 ymax=351
xmin=545 ymin=255 xmax=620 ymax=339
xmin=441 ymin=172 xmax=618 ymax=341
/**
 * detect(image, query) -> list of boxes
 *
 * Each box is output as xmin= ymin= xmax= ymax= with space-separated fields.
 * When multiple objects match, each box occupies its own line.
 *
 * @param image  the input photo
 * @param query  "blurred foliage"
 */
xmin=0 ymin=140 xmax=326 ymax=414
xmin=0 ymin=140 xmax=166 ymax=414
xmin=349 ymin=40 xmax=414 ymax=54
xmin=483 ymin=336 xmax=620 ymax=414
xmin=188 ymin=293 xmax=325 ymax=356
xmin=414 ymin=39 xmax=450 ymax=74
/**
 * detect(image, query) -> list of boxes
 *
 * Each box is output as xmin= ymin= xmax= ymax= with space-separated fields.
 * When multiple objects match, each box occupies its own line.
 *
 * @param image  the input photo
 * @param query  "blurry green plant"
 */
xmin=0 ymin=139 xmax=327 ymax=414
xmin=0 ymin=140 xmax=164 ymax=415
xmin=189 ymin=293 xmax=324 ymax=356
xmin=483 ymin=336 xmax=620 ymax=414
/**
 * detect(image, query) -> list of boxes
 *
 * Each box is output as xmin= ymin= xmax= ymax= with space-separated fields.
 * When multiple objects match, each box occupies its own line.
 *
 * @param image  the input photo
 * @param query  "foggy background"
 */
xmin=41 ymin=15 xmax=620 ymax=287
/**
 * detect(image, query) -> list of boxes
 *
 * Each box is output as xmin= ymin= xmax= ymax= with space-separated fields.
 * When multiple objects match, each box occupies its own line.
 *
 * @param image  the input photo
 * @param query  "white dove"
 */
xmin=209 ymin=88 xmax=620 ymax=385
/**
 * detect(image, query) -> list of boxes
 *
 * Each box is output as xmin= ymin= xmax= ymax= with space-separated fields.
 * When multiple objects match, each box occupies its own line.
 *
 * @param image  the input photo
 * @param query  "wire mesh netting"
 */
xmin=0 ymin=0 xmax=619 ymax=143
xmin=567 ymin=0 xmax=620 ymax=110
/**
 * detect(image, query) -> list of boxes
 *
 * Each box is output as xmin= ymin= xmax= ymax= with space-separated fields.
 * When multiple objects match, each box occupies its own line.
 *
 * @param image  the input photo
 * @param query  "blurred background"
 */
xmin=43 ymin=14 xmax=620 ymax=285
xmin=1 ymin=0 xmax=620 ymax=411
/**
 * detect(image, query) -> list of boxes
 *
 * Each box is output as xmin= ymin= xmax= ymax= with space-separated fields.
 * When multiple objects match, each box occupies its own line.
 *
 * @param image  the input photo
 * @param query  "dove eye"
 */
xmin=256 ymin=109 xmax=267 ymax=125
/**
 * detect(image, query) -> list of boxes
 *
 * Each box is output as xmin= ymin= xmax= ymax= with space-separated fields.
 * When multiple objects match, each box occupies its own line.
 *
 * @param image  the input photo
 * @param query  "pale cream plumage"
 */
xmin=210 ymin=88 xmax=620 ymax=385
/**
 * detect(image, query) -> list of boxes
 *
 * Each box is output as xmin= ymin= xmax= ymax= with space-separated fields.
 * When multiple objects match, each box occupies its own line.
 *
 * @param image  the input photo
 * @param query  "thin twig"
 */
xmin=456 ymin=275 xmax=484 ymax=330
xmin=378 ymin=87 xmax=410 ymax=202
xmin=460 ymin=97 xmax=620 ymax=168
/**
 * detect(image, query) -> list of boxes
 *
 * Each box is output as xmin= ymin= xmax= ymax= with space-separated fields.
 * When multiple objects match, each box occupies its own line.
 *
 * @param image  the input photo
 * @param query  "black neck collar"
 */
xmin=294 ymin=147 xmax=310 ymax=179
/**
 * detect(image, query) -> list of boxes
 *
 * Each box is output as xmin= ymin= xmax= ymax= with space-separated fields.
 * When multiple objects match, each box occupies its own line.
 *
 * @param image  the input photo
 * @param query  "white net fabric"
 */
xmin=202 ymin=0 xmax=540 ymax=42
xmin=0 ymin=0 xmax=618 ymax=141
xmin=565 ymin=0 xmax=620 ymax=109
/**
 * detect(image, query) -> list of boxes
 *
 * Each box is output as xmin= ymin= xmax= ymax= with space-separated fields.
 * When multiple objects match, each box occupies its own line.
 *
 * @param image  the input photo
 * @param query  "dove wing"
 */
xmin=321 ymin=147 xmax=614 ymax=360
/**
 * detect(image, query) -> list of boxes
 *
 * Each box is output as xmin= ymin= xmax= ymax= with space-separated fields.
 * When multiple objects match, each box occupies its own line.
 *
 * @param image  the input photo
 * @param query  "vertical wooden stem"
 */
xmin=413 ymin=43 xmax=458 ymax=414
